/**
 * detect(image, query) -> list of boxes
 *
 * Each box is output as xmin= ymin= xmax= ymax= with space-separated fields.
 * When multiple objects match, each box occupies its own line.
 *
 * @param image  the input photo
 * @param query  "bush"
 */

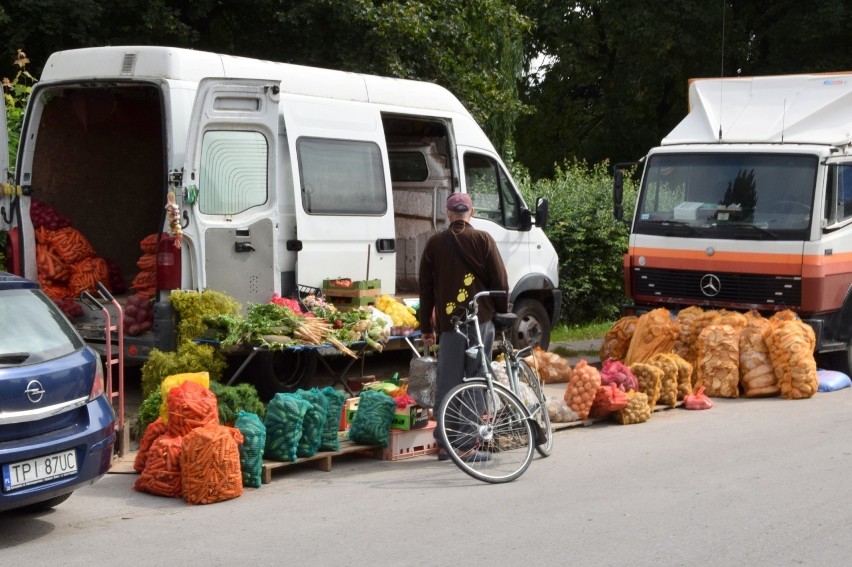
xmin=518 ymin=160 xmax=637 ymax=325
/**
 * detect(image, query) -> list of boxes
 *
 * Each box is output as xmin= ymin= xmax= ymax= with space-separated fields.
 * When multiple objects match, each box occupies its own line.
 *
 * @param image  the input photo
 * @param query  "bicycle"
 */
xmin=436 ymin=290 xmax=554 ymax=483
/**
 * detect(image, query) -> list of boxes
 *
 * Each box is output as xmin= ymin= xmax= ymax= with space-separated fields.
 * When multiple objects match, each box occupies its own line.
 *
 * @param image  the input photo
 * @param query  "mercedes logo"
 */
xmin=700 ymin=274 xmax=721 ymax=297
xmin=25 ymin=380 xmax=45 ymax=403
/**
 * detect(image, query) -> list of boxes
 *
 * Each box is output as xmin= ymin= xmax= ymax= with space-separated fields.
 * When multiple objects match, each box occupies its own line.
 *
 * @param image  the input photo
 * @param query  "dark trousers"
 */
xmin=433 ymin=320 xmax=495 ymax=446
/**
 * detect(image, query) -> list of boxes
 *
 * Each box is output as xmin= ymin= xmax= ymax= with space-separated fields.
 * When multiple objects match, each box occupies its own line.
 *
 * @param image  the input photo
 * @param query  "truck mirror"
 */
xmin=535 ymin=197 xmax=549 ymax=230
xmin=519 ymin=207 xmax=533 ymax=231
xmin=613 ymin=169 xmax=624 ymax=221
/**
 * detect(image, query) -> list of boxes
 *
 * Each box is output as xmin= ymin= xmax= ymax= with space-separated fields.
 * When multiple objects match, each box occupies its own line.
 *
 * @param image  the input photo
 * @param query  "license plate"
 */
xmin=2 ymin=449 xmax=78 ymax=492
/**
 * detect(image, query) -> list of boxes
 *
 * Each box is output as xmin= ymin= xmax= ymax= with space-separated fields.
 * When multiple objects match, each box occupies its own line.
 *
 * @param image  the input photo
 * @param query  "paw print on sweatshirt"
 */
xmin=463 ymin=273 xmax=475 ymax=286
xmin=456 ymin=288 xmax=468 ymax=303
xmin=445 ymin=302 xmax=456 ymax=315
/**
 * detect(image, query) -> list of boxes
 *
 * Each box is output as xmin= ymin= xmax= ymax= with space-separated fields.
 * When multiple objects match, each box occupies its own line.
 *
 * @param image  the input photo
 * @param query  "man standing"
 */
xmin=419 ymin=192 xmax=509 ymax=461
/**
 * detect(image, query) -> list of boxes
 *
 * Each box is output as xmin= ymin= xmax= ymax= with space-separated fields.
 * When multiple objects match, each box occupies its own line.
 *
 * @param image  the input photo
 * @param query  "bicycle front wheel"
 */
xmin=517 ymin=359 xmax=554 ymax=457
xmin=438 ymin=381 xmax=534 ymax=483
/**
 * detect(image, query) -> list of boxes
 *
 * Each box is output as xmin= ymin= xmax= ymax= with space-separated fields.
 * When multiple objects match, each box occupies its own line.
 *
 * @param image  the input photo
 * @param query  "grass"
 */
xmin=549 ymin=321 xmax=613 ymax=357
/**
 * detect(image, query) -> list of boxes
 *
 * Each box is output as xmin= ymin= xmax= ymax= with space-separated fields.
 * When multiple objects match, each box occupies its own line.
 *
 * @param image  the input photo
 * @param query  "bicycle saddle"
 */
xmin=492 ymin=312 xmax=517 ymax=330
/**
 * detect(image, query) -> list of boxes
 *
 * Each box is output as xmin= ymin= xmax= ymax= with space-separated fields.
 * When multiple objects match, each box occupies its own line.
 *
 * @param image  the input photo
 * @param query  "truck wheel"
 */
xmin=251 ymin=350 xmax=317 ymax=400
xmin=511 ymin=299 xmax=551 ymax=351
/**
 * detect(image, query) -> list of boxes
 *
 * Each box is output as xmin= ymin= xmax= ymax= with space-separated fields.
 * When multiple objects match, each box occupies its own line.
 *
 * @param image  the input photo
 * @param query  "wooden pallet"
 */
xmin=261 ymin=440 xmax=380 ymax=483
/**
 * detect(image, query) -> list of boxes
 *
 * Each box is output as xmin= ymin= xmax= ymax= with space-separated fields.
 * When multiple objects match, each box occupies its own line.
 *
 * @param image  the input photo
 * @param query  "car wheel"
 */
xmin=511 ymin=299 xmax=551 ymax=351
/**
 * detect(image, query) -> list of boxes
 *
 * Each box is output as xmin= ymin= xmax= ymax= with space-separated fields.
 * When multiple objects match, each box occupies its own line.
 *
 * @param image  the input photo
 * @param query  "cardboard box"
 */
xmin=391 ymin=405 xmax=429 ymax=431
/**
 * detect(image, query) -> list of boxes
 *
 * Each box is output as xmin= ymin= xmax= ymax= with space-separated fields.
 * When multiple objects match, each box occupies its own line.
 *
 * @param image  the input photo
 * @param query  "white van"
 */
xmin=0 ymin=46 xmax=561 ymax=391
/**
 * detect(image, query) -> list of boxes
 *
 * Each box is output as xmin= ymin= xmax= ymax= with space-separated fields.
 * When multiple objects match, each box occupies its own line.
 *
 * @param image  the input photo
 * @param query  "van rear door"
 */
xmin=181 ymin=79 xmax=282 ymax=305
xmin=284 ymin=99 xmax=396 ymax=294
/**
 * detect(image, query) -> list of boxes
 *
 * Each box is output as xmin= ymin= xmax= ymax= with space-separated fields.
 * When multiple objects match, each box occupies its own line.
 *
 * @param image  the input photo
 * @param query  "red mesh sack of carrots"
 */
xmin=166 ymin=381 xmax=219 ymax=436
xmin=140 ymin=232 xmax=166 ymax=254
xmin=133 ymin=417 xmax=168 ymax=472
xmin=69 ymin=257 xmax=109 ymax=295
xmin=588 ymin=383 xmax=629 ymax=418
xmin=38 ymin=280 xmax=73 ymax=301
xmin=136 ymin=253 xmax=157 ymax=272
xmin=134 ymin=434 xmax=184 ymax=498
xmin=36 ymin=243 xmax=70 ymax=282
xmin=180 ymin=424 xmax=244 ymax=505
xmin=48 ymin=226 xmax=96 ymax=264
xmin=563 ymin=359 xmax=602 ymax=420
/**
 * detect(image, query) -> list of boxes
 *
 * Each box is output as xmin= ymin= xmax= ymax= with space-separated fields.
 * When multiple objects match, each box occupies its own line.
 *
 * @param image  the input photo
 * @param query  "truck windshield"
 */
xmin=634 ymin=153 xmax=818 ymax=240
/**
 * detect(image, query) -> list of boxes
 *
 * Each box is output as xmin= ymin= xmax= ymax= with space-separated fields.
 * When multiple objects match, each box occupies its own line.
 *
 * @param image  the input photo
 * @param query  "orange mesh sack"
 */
xmin=134 ymin=434 xmax=184 ymax=498
xmin=166 ymin=380 xmax=220 ymax=436
xmin=598 ymin=316 xmax=638 ymax=362
xmin=674 ymin=306 xmax=704 ymax=360
xmin=739 ymin=312 xmax=778 ymax=398
xmin=563 ymin=360 xmax=601 ymax=420
xmin=134 ymin=417 xmax=168 ymax=473
xmin=623 ymin=308 xmax=679 ymax=365
xmin=614 ymin=392 xmax=651 ymax=424
xmin=588 ymin=383 xmax=629 ymax=418
xmin=629 ymin=362 xmax=663 ymax=409
xmin=524 ymin=347 xmax=571 ymax=383
xmin=647 ymin=353 xmax=679 ymax=408
xmin=764 ymin=320 xmax=818 ymax=400
xmin=49 ymin=226 xmax=96 ymax=264
xmin=696 ymin=323 xmax=740 ymax=397
xmin=181 ymin=424 xmax=244 ymax=505
xmin=68 ymin=257 xmax=109 ymax=295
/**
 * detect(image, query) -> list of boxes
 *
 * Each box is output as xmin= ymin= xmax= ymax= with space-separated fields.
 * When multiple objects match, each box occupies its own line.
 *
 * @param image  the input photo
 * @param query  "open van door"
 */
xmin=0 ymin=101 xmax=16 ymax=273
xmin=284 ymin=100 xmax=396 ymax=294
xmin=181 ymin=79 xmax=282 ymax=305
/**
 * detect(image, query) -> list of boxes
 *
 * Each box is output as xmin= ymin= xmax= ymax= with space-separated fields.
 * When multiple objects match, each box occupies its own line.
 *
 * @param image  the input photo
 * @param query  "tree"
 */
xmin=0 ymin=0 xmax=528 ymax=160
xmin=515 ymin=0 xmax=852 ymax=180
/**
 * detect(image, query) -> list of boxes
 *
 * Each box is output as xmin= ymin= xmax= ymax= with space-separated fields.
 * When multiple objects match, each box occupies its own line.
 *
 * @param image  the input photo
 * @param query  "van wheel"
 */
xmin=511 ymin=299 xmax=551 ymax=351
xmin=251 ymin=350 xmax=318 ymax=400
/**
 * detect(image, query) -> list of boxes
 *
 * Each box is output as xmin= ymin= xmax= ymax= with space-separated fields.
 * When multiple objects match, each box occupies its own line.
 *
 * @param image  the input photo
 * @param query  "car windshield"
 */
xmin=0 ymin=288 xmax=83 ymax=365
xmin=634 ymin=153 xmax=818 ymax=240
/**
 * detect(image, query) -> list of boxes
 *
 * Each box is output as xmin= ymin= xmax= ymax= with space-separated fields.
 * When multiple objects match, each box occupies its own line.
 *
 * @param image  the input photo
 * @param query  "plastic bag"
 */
xmin=683 ymin=386 xmax=714 ymax=410
xmin=408 ymin=348 xmax=437 ymax=408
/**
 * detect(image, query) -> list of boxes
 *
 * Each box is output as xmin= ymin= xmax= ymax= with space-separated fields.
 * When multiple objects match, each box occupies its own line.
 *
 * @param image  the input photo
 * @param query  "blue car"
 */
xmin=0 ymin=272 xmax=115 ymax=512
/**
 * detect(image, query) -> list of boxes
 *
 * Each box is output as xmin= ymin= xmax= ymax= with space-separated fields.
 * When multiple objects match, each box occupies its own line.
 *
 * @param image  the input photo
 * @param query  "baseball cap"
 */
xmin=446 ymin=192 xmax=473 ymax=212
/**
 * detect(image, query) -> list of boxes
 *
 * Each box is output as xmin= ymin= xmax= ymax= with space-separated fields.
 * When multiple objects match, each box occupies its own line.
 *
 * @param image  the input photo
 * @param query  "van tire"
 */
xmin=251 ymin=350 xmax=318 ymax=400
xmin=511 ymin=299 xmax=551 ymax=351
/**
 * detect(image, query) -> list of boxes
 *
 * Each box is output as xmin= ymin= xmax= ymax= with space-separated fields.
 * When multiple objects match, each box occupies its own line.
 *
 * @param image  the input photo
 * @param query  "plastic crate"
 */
xmin=383 ymin=421 xmax=439 ymax=461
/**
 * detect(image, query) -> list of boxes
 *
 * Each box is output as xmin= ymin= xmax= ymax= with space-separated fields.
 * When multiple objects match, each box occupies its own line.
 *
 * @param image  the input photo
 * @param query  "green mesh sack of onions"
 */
xmin=294 ymin=388 xmax=328 ymax=458
xmin=263 ymin=393 xmax=310 ymax=462
xmin=319 ymin=387 xmax=347 ymax=452
xmin=348 ymin=390 xmax=396 ymax=448
xmin=234 ymin=410 xmax=266 ymax=488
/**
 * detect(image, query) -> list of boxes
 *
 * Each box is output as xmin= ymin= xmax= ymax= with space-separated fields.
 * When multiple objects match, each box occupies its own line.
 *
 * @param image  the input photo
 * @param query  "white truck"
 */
xmin=0 ymin=46 xmax=561 ymax=393
xmin=613 ymin=72 xmax=852 ymax=371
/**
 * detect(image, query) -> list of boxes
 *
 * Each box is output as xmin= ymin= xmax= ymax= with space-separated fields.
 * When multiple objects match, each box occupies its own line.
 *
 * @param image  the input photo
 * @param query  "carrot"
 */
xmin=180 ymin=424 xmax=244 ymax=504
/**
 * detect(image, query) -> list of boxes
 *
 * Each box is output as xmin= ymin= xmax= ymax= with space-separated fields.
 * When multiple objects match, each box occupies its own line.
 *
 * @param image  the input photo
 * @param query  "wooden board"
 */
xmin=261 ymin=440 xmax=380 ymax=483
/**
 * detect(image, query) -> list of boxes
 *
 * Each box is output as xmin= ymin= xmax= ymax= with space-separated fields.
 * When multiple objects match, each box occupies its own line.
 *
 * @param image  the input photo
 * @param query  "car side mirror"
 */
xmin=535 ymin=197 xmax=549 ymax=230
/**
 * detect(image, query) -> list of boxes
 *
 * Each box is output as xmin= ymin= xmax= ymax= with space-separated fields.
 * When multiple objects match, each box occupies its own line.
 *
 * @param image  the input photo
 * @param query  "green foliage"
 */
xmin=168 ymin=289 xmax=240 ymax=346
xmin=2 ymin=49 xmax=35 ymax=166
xmin=519 ymin=160 xmax=637 ymax=325
xmin=135 ymin=389 xmax=163 ymax=439
xmin=209 ymin=381 xmax=266 ymax=425
xmin=140 ymin=342 xmax=226 ymax=398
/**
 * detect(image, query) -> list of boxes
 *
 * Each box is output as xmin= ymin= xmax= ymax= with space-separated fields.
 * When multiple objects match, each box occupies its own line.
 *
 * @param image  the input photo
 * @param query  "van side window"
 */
xmin=464 ymin=153 xmax=520 ymax=229
xmin=199 ymin=131 xmax=268 ymax=215
xmin=298 ymin=138 xmax=387 ymax=215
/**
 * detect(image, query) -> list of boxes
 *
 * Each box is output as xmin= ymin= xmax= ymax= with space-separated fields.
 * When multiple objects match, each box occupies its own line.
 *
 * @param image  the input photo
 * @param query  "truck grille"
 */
xmin=631 ymin=267 xmax=801 ymax=307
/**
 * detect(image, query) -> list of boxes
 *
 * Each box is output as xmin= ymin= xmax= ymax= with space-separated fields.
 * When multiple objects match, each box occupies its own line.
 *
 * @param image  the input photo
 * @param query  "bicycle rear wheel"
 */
xmin=516 ymin=359 xmax=554 ymax=457
xmin=438 ymin=381 xmax=534 ymax=483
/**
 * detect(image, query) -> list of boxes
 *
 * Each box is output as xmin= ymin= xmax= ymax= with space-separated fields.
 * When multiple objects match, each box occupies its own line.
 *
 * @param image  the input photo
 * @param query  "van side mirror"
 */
xmin=613 ymin=169 xmax=624 ymax=222
xmin=535 ymin=197 xmax=549 ymax=230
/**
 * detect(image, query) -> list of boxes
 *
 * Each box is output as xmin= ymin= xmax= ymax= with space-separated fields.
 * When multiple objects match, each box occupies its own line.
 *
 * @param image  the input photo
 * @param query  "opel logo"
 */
xmin=700 ymin=274 xmax=721 ymax=297
xmin=25 ymin=380 xmax=45 ymax=403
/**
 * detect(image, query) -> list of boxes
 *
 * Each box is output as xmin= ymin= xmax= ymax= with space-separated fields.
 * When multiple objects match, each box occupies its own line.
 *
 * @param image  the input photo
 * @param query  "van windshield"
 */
xmin=0 ymin=289 xmax=83 ymax=365
xmin=634 ymin=153 xmax=818 ymax=240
